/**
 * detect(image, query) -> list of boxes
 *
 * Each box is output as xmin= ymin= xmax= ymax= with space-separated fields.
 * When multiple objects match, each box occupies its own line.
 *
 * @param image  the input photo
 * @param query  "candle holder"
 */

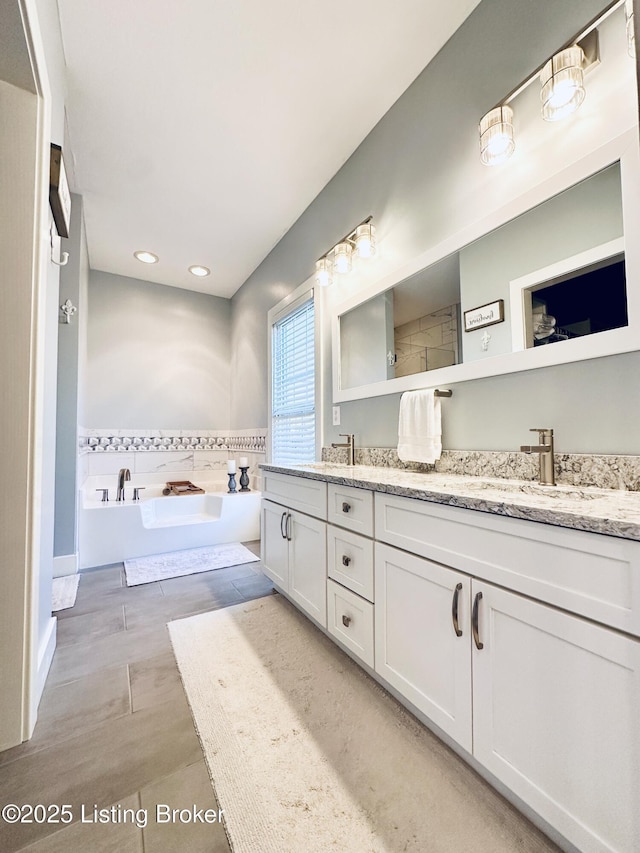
xmin=239 ymin=466 xmax=251 ymax=492
xmin=227 ymin=472 xmax=237 ymax=493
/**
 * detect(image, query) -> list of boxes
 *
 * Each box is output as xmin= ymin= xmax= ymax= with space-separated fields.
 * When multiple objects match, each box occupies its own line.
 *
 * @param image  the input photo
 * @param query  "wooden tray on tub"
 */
xmin=165 ymin=480 xmax=205 ymax=496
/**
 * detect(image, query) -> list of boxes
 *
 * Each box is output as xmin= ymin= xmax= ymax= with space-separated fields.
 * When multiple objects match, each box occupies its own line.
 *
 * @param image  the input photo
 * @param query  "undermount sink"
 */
xmin=451 ymin=479 xmax=600 ymax=501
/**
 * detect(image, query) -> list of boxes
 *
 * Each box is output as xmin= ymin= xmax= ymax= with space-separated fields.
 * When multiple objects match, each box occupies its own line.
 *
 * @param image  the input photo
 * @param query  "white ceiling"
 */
xmin=57 ymin=0 xmax=481 ymax=298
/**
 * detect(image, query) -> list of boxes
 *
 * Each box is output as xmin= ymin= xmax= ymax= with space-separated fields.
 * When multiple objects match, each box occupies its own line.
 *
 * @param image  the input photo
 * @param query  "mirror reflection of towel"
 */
xmin=398 ymin=389 xmax=442 ymax=464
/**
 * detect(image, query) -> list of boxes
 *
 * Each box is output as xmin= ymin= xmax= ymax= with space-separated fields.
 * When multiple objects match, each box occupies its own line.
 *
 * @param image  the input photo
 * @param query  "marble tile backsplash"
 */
xmin=321 ymin=447 xmax=640 ymax=491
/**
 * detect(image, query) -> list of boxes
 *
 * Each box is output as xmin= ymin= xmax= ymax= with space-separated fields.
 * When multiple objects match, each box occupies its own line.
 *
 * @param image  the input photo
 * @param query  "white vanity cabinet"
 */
xmin=261 ymin=472 xmax=327 ymax=628
xmin=374 ymin=492 xmax=640 ymax=853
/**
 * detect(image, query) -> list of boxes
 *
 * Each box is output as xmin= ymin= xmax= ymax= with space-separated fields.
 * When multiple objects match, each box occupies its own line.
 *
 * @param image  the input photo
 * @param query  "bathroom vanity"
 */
xmin=260 ymin=463 xmax=640 ymax=853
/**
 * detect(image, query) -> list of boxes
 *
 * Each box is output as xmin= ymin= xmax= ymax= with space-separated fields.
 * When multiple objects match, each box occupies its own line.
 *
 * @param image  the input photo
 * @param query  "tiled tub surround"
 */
xmin=264 ymin=461 xmax=640 ymax=541
xmin=322 ymin=447 xmax=640 ymax=492
xmin=78 ymin=428 xmax=267 ymax=491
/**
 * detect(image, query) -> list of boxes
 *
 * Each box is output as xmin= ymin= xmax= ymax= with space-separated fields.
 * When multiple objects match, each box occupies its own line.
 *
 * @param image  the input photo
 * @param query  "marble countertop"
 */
xmin=260 ymin=463 xmax=640 ymax=542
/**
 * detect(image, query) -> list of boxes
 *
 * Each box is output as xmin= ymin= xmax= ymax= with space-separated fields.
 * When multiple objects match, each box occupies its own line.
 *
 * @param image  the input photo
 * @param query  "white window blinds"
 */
xmin=271 ymin=295 xmax=315 ymax=465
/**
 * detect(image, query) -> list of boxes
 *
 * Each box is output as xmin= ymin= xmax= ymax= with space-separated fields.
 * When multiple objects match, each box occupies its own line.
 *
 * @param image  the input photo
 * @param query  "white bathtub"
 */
xmin=79 ymin=489 xmax=261 ymax=569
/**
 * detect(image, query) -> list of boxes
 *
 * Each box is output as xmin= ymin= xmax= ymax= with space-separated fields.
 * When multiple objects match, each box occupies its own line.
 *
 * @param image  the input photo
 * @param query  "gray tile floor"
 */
xmin=0 ymin=542 xmax=273 ymax=852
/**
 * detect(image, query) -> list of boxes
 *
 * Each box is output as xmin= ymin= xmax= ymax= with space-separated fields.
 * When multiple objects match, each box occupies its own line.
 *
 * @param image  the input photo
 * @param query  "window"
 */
xmin=270 ymin=292 xmax=316 ymax=464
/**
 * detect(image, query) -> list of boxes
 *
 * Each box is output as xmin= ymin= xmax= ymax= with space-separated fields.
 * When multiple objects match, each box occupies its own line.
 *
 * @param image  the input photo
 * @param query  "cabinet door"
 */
xmin=472 ymin=581 xmax=640 ymax=853
xmin=288 ymin=510 xmax=327 ymax=628
xmin=374 ymin=543 xmax=472 ymax=751
xmin=261 ymin=500 xmax=289 ymax=588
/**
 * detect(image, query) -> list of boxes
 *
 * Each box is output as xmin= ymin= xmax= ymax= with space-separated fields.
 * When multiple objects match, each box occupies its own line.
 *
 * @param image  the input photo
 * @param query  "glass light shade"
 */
xmin=540 ymin=47 xmax=585 ymax=121
xmin=355 ymin=223 xmax=376 ymax=258
xmin=626 ymin=0 xmax=636 ymax=58
xmin=134 ymin=250 xmax=159 ymax=264
xmin=333 ymin=242 xmax=353 ymax=274
xmin=315 ymin=257 xmax=333 ymax=287
xmin=479 ymin=106 xmax=515 ymax=166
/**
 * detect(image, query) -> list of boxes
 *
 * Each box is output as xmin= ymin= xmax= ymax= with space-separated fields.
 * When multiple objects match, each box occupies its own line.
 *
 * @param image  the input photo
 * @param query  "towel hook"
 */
xmin=434 ymin=389 xmax=452 ymax=397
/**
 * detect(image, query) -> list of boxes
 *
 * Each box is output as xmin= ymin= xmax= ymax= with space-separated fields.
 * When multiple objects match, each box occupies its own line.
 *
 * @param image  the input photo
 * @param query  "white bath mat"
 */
xmin=52 ymin=575 xmax=80 ymax=612
xmin=124 ymin=542 xmax=260 ymax=586
xmin=169 ymin=596 xmax=555 ymax=853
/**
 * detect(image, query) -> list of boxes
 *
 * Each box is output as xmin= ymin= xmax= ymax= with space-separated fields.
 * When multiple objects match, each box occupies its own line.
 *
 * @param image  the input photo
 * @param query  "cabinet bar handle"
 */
xmin=452 ymin=582 xmax=463 ymax=637
xmin=472 ymin=591 xmax=484 ymax=650
xmin=285 ymin=512 xmax=292 ymax=541
xmin=342 ymin=502 xmax=351 ymax=513
xmin=280 ymin=511 xmax=287 ymax=539
xmin=342 ymin=555 xmax=351 ymax=567
xmin=342 ymin=614 xmax=351 ymax=628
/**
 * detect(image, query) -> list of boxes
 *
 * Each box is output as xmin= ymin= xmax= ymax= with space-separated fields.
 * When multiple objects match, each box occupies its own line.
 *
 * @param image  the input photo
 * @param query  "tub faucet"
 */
xmin=116 ymin=467 xmax=131 ymax=501
xmin=331 ymin=433 xmax=355 ymax=466
xmin=520 ymin=428 xmax=555 ymax=486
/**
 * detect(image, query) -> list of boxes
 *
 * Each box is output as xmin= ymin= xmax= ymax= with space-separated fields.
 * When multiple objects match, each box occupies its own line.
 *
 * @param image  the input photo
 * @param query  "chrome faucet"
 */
xmin=116 ymin=467 xmax=131 ymax=501
xmin=520 ymin=428 xmax=555 ymax=486
xmin=331 ymin=433 xmax=355 ymax=466
xmin=331 ymin=432 xmax=356 ymax=465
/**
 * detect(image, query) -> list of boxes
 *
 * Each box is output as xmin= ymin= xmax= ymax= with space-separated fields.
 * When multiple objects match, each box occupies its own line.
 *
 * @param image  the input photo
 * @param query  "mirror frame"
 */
xmin=332 ymin=129 xmax=640 ymax=403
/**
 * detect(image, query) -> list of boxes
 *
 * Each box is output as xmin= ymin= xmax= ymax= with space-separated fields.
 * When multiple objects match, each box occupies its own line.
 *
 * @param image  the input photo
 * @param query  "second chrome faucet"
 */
xmin=520 ymin=428 xmax=555 ymax=486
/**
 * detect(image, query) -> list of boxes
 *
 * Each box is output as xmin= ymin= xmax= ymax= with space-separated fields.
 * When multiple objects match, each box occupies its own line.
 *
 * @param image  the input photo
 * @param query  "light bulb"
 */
xmin=540 ymin=47 xmax=585 ymax=121
xmin=333 ymin=242 xmax=353 ymax=275
xmin=479 ymin=106 xmax=515 ymax=166
xmin=315 ymin=257 xmax=333 ymax=287
xmin=188 ymin=265 xmax=210 ymax=277
xmin=355 ymin=223 xmax=376 ymax=258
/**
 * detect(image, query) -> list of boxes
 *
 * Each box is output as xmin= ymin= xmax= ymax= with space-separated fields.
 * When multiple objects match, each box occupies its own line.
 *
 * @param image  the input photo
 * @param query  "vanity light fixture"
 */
xmin=479 ymin=105 xmax=515 ymax=166
xmin=626 ymin=0 xmax=636 ymax=57
xmin=314 ymin=216 xmax=376 ymax=287
xmin=188 ymin=265 xmax=210 ymax=277
xmin=134 ymin=250 xmax=159 ymax=264
xmin=478 ymin=15 xmax=605 ymax=165
xmin=540 ymin=45 xmax=586 ymax=122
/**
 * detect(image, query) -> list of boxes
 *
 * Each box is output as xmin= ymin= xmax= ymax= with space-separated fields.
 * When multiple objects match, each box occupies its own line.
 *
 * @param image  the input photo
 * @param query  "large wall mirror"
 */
xmin=333 ymin=134 xmax=639 ymax=403
xmin=332 ymin=3 xmax=640 ymax=404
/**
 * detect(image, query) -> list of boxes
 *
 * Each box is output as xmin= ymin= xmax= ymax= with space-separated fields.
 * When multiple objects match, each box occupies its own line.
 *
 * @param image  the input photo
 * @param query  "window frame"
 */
xmin=267 ymin=277 xmax=322 ymax=464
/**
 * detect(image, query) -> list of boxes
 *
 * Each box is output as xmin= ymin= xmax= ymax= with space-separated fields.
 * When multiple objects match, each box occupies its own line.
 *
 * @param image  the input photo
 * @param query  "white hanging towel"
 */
xmin=398 ymin=389 xmax=442 ymax=464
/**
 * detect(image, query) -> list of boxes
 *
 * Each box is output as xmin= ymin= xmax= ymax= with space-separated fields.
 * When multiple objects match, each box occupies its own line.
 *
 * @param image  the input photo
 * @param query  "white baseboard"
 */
xmin=28 ymin=615 xmax=57 ymax=736
xmin=53 ymin=553 xmax=78 ymax=577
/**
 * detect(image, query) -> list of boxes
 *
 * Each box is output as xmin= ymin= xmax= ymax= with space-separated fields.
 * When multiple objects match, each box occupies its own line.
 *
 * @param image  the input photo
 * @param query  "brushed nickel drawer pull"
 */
xmin=342 ymin=502 xmax=351 ymax=513
xmin=342 ymin=614 xmax=352 ymax=628
xmin=452 ymin=582 xmax=463 ymax=637
xmin=472 ymin=591 xmax=484 ymax=650
xmin=342 ymin=555 xmax=351 ymax=567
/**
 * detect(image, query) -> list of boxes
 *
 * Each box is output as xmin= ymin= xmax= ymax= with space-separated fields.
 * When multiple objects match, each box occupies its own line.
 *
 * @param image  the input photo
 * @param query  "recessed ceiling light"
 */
xmin=188 ymin=265 xmax=210 ymax=277
xmin=134 ymin=250 xmax=159 ymax=264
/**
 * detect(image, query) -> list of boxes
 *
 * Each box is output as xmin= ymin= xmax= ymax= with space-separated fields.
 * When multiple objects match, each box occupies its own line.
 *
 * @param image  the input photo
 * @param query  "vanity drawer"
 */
xmin=327 ymin=483 xmax=374 ymax=537
xmin=327 ymin=525 xmax=374 ymax=602
xmin=375 ymin=492 xmax=640 ymax=635
xmin=327 ymin=579 xmax=374 ymax=668
xmin=262 ymin=471 xmax=327 ymax=519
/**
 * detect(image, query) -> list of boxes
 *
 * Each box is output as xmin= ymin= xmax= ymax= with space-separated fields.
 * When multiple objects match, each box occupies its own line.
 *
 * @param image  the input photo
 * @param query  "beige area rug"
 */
xmin=124 ymin=542 xmax=260 ymax=586
xmin=169 ymin=595 xmax=557 ymax=853
xmin=52 ymin=575 xmax=80 ymax=611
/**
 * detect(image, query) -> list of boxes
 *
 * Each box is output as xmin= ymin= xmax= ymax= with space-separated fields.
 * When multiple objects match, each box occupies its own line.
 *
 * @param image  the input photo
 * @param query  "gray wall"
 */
xmin=86 ymin=271 xmax=231 ymax=429
xmin=230 ymin=0 xmax=638 ymax=458
xmin=54 ymin=194 xmax=87 ymax=559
